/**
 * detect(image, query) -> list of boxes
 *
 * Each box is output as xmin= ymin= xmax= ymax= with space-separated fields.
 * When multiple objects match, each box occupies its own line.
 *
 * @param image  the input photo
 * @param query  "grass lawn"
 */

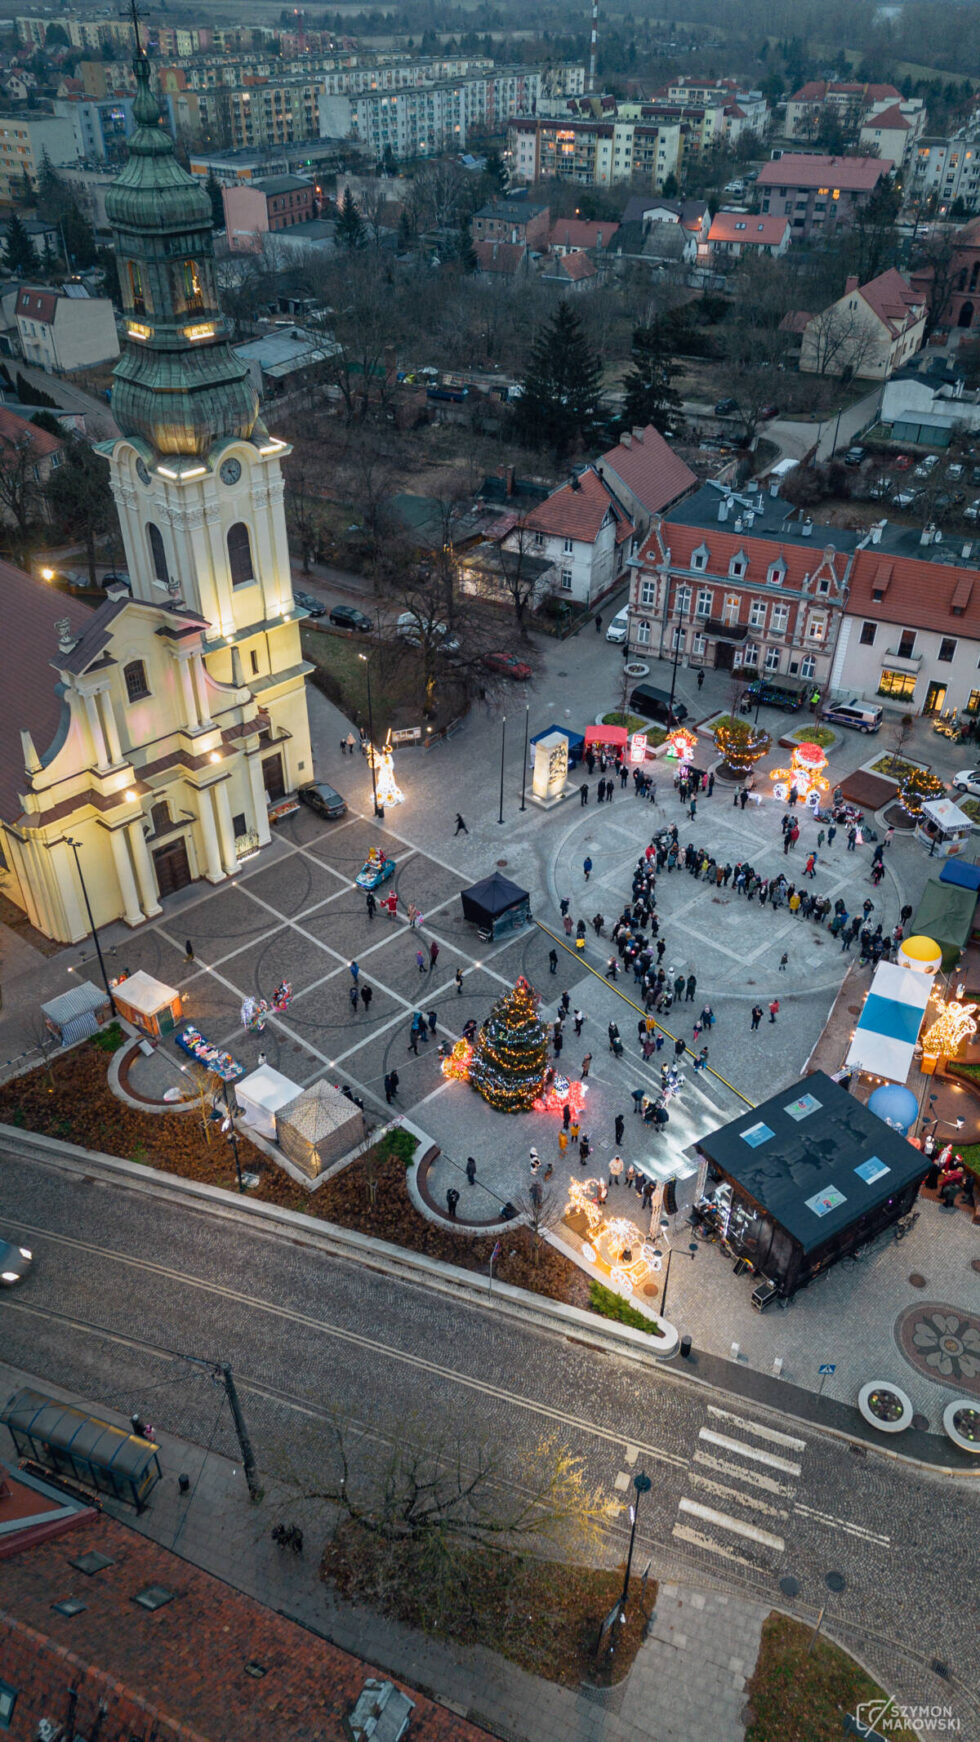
xmin=745 ymin=1614 xmax=915 ymax=1741
xmin=791 ymin=726 xmax=836 ymax=748
xmin=601 ymin=712 xmax=666 ymax=743
xmin=301 ymin=623 xmax=467 ymax=734
xmin=323 ymin=1526 xmax=656 ymax=1688
xmin=869 ymin=753 xmax=927 ymax=780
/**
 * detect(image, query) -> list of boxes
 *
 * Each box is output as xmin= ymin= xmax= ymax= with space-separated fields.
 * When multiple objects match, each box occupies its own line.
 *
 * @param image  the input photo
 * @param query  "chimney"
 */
xmin=55 ymin=615 xmax=77 ymax=653
xmin=734 ymin=516 xmax=743 ymax=531
xmin=921 ymin=523 xmax=935 ymax=546
xmin=632 ymin=427 xmax=645 ymax=442
xmin=871 ymin=524 xmax=882 ymax=545
xmin=506 ymin=464 xmax=515 ymax=496
xmin=718 ymin=497 xmax=730 ymax=522
xmin=963 ymin=543 xmax=973 ymax=558
xmin=620 ymin=432 xmax=632 ymax=448
xmin=745 ymin=510 xmax=755 ymax=526
xmin=802 ymin=519 xmax=813 ymax=537
xmin=845 ymin=274 xmax=859 ymax=295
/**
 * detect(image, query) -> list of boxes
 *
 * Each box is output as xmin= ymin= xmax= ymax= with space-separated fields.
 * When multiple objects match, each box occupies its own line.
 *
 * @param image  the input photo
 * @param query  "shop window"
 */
xmin=966 ymin=689 xmax=980 ymax=713
xmin=228 ymin=522 xmax=254 ymax=587
xmin=878 ymin=669 xmax=917 ymax=699
xmin=124 ymin=659 xmax=150 ymax=702
xmin=147 ymin=522 xmax=169 ymax=587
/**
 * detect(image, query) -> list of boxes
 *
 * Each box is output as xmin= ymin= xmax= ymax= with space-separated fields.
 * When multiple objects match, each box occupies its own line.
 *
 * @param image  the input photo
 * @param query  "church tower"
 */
xmin=103 ymin=42 xmax=311 ymax=800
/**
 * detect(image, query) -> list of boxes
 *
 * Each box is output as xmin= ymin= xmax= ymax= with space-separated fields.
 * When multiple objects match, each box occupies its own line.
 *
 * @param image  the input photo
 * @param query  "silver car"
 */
xmin=0 ymin=1237 xmax=32 ymax=1285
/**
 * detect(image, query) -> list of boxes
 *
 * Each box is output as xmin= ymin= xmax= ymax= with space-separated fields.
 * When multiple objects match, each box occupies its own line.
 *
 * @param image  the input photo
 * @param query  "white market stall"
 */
xmin=113 ymin=970 xmax=182 ymax=1037
xmin=915 ymin=796 xmax=974 ymax=859
xmin=235 ymin=1064 xmax=303 ymax=1140
xmin=41 ymin=981 xmax=113 ymax=1046
xmin=845 ymin=961 xmax=934 ymax=1083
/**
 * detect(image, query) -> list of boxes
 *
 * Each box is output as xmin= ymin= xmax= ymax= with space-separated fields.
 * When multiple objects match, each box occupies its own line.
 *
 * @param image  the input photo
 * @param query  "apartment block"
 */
xmin=508 ymin=116 xmax=680 ymax=190
xmin=0 ymin=113 xmax=76 ymax=201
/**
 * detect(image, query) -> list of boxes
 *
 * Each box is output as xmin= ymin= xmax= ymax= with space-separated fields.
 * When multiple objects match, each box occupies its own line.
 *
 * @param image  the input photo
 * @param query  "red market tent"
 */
xmin=584 ymin=724 xmax=628 ymax=748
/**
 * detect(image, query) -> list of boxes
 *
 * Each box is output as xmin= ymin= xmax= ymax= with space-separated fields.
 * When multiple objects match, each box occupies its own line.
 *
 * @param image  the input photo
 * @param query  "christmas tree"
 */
xmin=469 ymin=977 xmax=549 ymax=1113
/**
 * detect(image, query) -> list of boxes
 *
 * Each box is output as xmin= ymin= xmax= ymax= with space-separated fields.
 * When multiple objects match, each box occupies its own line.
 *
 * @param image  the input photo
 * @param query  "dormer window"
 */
xmin=691 ymin=544 xmax=709 ymax=572
xmin=729 ymin=550 xmax=747 ymax=580
xmin=816 ymin=576 xmax=831 ymax=595
xmin=767 ymin=560 xmax=785 ymax=587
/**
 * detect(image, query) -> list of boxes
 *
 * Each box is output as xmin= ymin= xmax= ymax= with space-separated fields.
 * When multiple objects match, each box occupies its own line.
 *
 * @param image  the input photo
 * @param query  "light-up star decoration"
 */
xmin=664 ymin=725 xmax=697 ymax=763
xmin=368 ymin=731 xmax=404 ymax=806
xmin=771 ymin=740 xmax=829 ymax=805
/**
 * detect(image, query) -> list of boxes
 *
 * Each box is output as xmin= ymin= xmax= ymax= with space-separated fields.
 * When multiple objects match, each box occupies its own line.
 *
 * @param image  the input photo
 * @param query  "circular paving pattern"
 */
xmin=895 ymin=1302 xmax=980 ymax=1396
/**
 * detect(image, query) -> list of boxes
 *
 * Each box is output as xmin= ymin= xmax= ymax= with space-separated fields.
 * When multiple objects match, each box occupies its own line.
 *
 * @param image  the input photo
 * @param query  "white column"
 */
xmin=176 ymin=656 xmax=200 ymax=732
xmin=212 ymin=781 xmax=238 ymax=875
xmin=247 ymin=753 xmax=272 ymax=847
xmin=191 ymin=651 xmax=213 ymax=727
xmin=109 ymin=826 xmax=143 ymax=926
xmin=129 ymin=820 xmax=162 ymax=916
xmin=197 ymin=788 xmax=225 ymax=882
xmin=83 ymin=692 xmax=109 ymax=770
xmin=97 ymin=688 xmax=123 ymax=766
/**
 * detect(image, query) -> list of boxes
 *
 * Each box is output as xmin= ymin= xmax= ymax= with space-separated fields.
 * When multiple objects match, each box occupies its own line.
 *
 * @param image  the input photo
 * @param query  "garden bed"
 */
xmin=323 ymin=1526 xmax=656 ymax=1688
xmin=601 ymin=712 xmax=666 ymax=744
xmin=745 ymin=1614 xmax=915 ymax=1741
xmin=789 ymin=725 xmax=836 ymax=749
xmin=0 ymin=1042 xmax=593 ymax=1310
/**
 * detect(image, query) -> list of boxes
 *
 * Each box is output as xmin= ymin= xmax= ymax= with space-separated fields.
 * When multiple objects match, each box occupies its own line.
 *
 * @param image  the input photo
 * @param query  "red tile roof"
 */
xmin=855 ymin=266 xmax=924 ymax=335
xmin=527 ymin=466 xmax=633 ymax=544
xmin=555 ymin=251 xmax=597 ymax=281
xmin=598 ymin=424 xmax=698 ymax=516
xmin=757 ymin=154 xmax=892 ymax=191
xmin=15 ymin=286 xmax=59 ymax=324
xmin=848 ymin=547 xmax=980 ymax=635
xmin=790 ymin=80 xmax=900 ymax=102
xmin=0 ymin=561 xmax=91 ymax=824
xmin=0 ymin=1512 xmax=493 ymax=1742
xmin=473 ymin=239 xmax=526 ymax=275
xmin=862 ymin=102 xmax=910 ymax=131
xmin=549 ymin=218 xmax=620 ymax=251
xmin=647 ymin=518 xmax=847 ymax=596
xmin=0 ymin=404 xmax=62 ymax=458
xmin=708 ymin=211 xmax=790 ymax=246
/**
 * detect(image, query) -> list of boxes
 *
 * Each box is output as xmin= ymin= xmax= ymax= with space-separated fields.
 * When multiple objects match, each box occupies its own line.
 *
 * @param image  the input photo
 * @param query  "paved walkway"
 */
xmin=0 ymin=1355 xmax=773 ymax=1742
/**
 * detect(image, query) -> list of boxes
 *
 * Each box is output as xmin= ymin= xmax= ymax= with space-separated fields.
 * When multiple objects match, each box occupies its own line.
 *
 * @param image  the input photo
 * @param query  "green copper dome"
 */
xmin=108 ymin=54 xmax=260 ymax=457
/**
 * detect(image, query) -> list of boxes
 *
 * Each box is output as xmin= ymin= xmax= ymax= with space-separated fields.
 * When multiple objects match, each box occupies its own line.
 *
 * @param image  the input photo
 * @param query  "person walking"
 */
xmin=416 ymin=948 xmax=426 ymax=974
xmin=579 ymin=1135 xmax=591 ymax=1166
xmin=581 ymin=1052 xmax=592 ymax=1078
xmin=553 ymin=1029 xmax=563 ymax=1057
xmin=562 ymin=1101 xmax=571 ymax=1130
xmin=455 ymin=967 xmax=464 ymax=994
xmin=349 ymin=984 xmax=359 ymax=1014
xmin=454 ymin=813 xmax=469 ymax=835
xmin=674 ymin=1036 xmax=686 ymax=1060
xmin=427 ymin=1009 xmax=437 ymax=1035
xmin=614 ymin=1112 xmax=625 ymax=1145
xmin=697 ymin=669 xmax=704 ymax=690
xmin=465 ymin=1156 xmax=477 ymax=1185
xmin=694 ymin=1047 xmax=709 ymax=1073
xmin=408 ymin=1018 xmax=420 ymax=1055
xmin=388 ymin=1070 xmax=399 ymax=1100
xmin=804 ymin=852 xmax=816 ymax=879
xmin=595 ymin=613 xmax=603 ymax=633
xmin=689 ymin=797 xmax=697 ymax=820
xmin=597 ymin=777 xmax=606 ymax=803
xmin=779 ymin=951 xmax=788 ymax=971
xmin=360 ymin=983 xmax=373 ymax=1012
xmin=847 ymin=826 xmax=857 ymax=852
xmin=349 ymin=960 xmax=360 ymax=984
xmin=446 ymin=1187 xmax=460 ymax=1219
xmin=559 ymin=991 xmax=571 ymax=1016
xmin=609 ymin=1154 xmax=623 ymax=1187
xmin=686 ymin=973 xmax=697 ymax=1002
xmin=549 ymin=948 xmax=559 ymax=974
xmin=574 ymin=1008 xmax=584 ymax=1036
xmin=428 ymin=939 xmax=439 ymax=973
xmin=583 ymin=855 xmax=593 ymax=881
xmin=558 ymin=1127 xmax=568 ymax=1156
xmin=751 ymin=1005 xmax=763 ymax=1031
xmin=769 ymin=999 xmax=780 ymax=1023
xmin=563 ymin=914 xmax=574 ymax=937
xmin=365 ymin=891 xmax=376 ymax=920
xmin=740 ymin=788 xmax=749 ymax=810
xmin=707 ymin=771 xmax=714 ymax=796
xmin=580 ymin=783 xmax=589 ymax=807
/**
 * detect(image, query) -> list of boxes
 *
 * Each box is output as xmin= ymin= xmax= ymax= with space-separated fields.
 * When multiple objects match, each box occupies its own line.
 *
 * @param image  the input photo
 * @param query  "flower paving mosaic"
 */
xmin=896 ymin=1303 xmax=980 ymax=1395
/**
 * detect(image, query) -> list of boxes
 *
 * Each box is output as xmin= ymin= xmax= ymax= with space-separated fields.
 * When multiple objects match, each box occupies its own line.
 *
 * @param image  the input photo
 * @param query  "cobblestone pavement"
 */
xmin=1 ymin=1166 xmax=977 ymax=1739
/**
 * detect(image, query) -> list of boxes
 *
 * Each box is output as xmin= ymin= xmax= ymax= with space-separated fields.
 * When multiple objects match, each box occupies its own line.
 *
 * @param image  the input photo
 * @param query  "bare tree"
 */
xmin=799 ymin=301 xmax=882 ymax=382
xmin=0 ymin=430 xmax=44 ymax=559
xmin=513 ymin=1184 xmax=562 ymax=1265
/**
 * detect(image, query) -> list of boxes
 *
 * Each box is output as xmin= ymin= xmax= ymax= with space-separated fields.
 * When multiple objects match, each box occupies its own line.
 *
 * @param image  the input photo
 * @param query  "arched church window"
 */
xmin=150 ymin=799 xmax=171 ymax=835
xmin=124 ymin=660 xmax=150 ymax=703
xmin=176 ymin=258 xmax=205 ymax=314
xmin=147 ymin=523 xmax=170 ymax=587
xmin=228 ymin=522 xmax=255 ymax=587
xmin=128 ymin=261 xmax=148 ymax=315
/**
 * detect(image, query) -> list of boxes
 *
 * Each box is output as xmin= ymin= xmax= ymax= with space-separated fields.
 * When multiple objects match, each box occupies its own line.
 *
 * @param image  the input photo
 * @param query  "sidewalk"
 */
xmin=0 ymin=1356 xmax=771 ymax=1742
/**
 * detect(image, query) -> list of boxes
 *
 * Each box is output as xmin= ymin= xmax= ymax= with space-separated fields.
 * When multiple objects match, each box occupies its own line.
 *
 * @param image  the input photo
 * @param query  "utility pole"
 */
xmin=220 ymin=1362 xmax=262 ymax=1501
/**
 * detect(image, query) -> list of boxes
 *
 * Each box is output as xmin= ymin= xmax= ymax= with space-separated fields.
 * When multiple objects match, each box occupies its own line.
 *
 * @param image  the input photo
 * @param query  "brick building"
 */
xmin=756 ymin=153 xmax=893 ymax=241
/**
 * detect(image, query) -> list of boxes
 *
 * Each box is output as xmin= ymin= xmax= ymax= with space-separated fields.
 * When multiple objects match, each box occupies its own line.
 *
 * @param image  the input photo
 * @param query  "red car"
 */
xmin=484 ymin=651 xmax=533 ymax=681
xmin=894 ymin=454 xmax=913 ymax=470
xmin=759 ymin=404 xmax=779 ymax=420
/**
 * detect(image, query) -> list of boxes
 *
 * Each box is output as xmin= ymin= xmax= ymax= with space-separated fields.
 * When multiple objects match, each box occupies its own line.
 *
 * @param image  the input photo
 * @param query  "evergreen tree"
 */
xmin=205 ymin=173 xmax=225 ymax=230
xmin=621 ymin=323 xmax=682 ymax=434
xmin=469 ymin=977 xmax=549 ymax=1113
xmin=44 ymin=435 xmax=113 ymax=585
xmin=483 ymin=148 xmax=509 ymax=195
xmin=512 ymin=300 xmax=602 ymax=460
xmin=336 ymin=185 xmax=367 ymax=250
xmin=4 ymin=210 xmax=39 ymax=277
xmin=457 ymin=220 xmax=477 ymax=272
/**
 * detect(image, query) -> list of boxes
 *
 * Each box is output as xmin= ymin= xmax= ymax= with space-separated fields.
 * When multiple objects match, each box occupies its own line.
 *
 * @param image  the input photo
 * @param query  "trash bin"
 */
xmin=680 ymin=1335 xmax=692 ymax=1359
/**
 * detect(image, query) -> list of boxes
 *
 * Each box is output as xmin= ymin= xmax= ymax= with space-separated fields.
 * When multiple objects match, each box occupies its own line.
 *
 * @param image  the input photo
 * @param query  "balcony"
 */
xmin=706 ymin=617 xmax=748 ymax=641
xmin=884 ymin=646 xmax=923 ymax=668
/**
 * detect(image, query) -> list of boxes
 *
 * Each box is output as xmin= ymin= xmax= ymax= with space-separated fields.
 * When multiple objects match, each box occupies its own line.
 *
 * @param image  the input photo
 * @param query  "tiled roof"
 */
xmin=526 ymin=466 xmax=633 ymax=544
xmin=549 ymin=218 xmax=619 ymax=251
xmin=780 ymin=309 xmax=812 ymax=332
xmin=0 ymin=561 xmax=90 ymax=823
xmin=598 ymin=424 xmax=698 ymax=515
xmin=555 ymin=251 xmax=597 ymax=281
xmin=473 ymin=239 xmax=526 ymax=275
xmin=709 ymin=211 xmax=790 ymax=246
xmin=0 ymin=404 xmax=62 ymax=457
xmin=862 ymin=103 xmax=910 ymax=131
xmin=790 ymin=80 xmax=900 ymax=102
xmin=0 ymin=1512 xmax=493 ymax=1742
xmin=649 ymin=516 xmax=847 ymax=594
xmin=757 ymin=154 xmax=892 ymax=191
xmin=847 ymin=547 xmax=980 ymax=635
xmin=16 ymin=286 xmax=58 ymax=325
xmin=856 ymin=267 xmax=924 ymax=335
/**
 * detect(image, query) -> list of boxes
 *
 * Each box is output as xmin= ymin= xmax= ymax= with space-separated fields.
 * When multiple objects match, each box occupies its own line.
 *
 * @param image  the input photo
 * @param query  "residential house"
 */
xmin=756 ymin=154 xmax=893 ymax=242
xmin=706 ymin=209 xmax=791 ymax=261
xmin=473 ymin=239 xmax=528 ymax=277
xmin=915 ymin=213 xmax=980 ymax=332
xmin=470 ymin=195 xmax=550 ymax=248
xmin=232 ymin=325 xmax=340 ymax=400
xmin=799 ymin=268 xmax=927 ymax=380
xmin=541 ymin=251 xmax=598 ymax=291
xmin=858 ymin=99 xmax=927 ymax=170
xmin=548 ymin=217 xmax=619 ymax=256
xmin=222 ymin=174 xmax=316 ymax=252
xmin=16 ymin=284 xmax=119 ymax=372
xmin=784 ymin=81 xmax=902 ymax=141
xmin=620 ymin=194 xmax=711 ymax=246
xmin=506 ymin=465 xmax=634 ymax=609
xmin=595 ymin=424 xmax=698 ymax=541
xmin=508 ymin=116 xmax=681 ymax=191
xmin=605 ymin=219 xmax=696 ymax=272
xmin=831 ymin=549 xmax=980 ymax=716
xmin=53 ymin=94 xmax=135 ymax=161
xmin=629 ymin=483 xmax=850 ymax=684
xmin=0 ymin=402 xmax=62 ymax=527
xmin=880 ymin=371 xmax=980 ymax=446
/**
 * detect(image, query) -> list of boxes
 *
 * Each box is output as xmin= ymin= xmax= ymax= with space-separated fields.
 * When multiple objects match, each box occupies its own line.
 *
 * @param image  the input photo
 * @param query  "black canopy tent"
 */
xmin=694 ymin=1071 xmax=928 ymax=1300
xmin=460 ymin=872 xmax=531 ymax=940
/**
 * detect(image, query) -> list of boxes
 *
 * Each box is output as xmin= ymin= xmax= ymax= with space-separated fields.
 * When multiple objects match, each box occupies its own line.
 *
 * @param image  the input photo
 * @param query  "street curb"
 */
xmin=3 ymin=1125 xmax=977 ymax=1477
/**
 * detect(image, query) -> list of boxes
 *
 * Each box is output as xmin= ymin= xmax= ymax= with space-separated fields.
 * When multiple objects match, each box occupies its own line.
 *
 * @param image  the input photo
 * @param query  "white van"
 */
xmin=819 ymin=699 xmax=882 ymax=734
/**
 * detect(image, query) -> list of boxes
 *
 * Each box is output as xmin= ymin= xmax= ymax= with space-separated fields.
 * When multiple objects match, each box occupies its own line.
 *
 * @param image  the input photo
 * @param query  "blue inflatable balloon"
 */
xmin=867 ymin=1083 xmax=919 ymax=1135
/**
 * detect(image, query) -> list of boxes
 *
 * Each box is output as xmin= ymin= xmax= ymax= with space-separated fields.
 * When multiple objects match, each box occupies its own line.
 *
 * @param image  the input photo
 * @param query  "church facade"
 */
xmin=1 ymin=48 xmax=313 ymax=943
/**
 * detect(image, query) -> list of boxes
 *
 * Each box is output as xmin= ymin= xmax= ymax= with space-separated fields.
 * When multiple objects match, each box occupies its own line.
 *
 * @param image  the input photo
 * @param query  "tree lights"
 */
xmin=713 ymin=717 xmax=771 ymax=777
xmin=468 ymin=977 xmax=549 ymax=1112
xmin=899 ymin=768 xmax=945 ymax=819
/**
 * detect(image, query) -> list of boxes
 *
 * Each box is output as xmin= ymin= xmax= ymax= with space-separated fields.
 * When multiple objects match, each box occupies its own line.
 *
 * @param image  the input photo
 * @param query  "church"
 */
xmin=0 ymin=46 xmax=313 ymax=943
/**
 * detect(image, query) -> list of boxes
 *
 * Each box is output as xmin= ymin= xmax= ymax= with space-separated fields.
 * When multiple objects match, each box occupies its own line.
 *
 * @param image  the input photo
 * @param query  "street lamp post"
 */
xmin=652 ymin=1229 xmax=699 ymax=1319
xmin=498 ymin=715 xmax=506 ymax=824
xmin=520 ymin=705 xmax=529 ymax=812
xmin=65 ymin=836 xmax=118 ymax=1017
xmin=666 ymin=587 xmax=687 ymax=724
xmin=357 ymin=653 xmax=383 ymax=818
xmin=619 ymin=1470 xmax=652 ymax=1611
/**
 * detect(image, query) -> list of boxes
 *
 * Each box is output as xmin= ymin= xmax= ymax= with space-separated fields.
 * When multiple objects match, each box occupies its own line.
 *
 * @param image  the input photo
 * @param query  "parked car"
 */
xmin=868 ymin=476 xmax=891 ymax=500
xmin=0 ymin=1237 xmax=32 ymax=1286
xmin=628 ymin=683 xmax=688 ymax=726
xmin=714 ymin=396 xmax=738 ymax=416
xmin=843 ymin=445 xmax=867 ymax=467
xmin=894 ymin=454 xmax=913 ymax=470
xmin=893 ymin=489 xmax=922 ymax=509
xmin=294 ymin=590 xmax=326 ymax=617
xmin=395 ymin=612 xmax=460 ymax=653
xmin=605 ymin=606 xmax=631 ymax=643
xmin=329 ymin=604 xmax=373 ymax=632
xmin=953 ymin=768 xmax=980 ymax=799
xmin=934 ymin=491 xmax=966 ymax=513
xmin=970 ymin=466 xmax=980 ymax=486
xmin=484 ymin=650 xmax=533 ymax=681
xmin=947 ymin=463 xmax=965 ymax=480
xmin=964 ymin=498 xmax=980 ymax=522
xmin=819 ymin=699 xmax=882 ymax=734
xmin=759 ymin=404 xmax=779 ymax=421
xmin=298 ymin=781 xmax=347 ymax=819
xmin=914 ymin=455 xmax=939 ymax=478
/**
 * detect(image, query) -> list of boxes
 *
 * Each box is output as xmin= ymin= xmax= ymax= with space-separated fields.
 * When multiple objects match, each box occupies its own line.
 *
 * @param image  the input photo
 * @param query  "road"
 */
xmin=1 ymin=1148 xmax=977 ymax=1730
xmin=681 ymin=386 xmax=883 ymax=467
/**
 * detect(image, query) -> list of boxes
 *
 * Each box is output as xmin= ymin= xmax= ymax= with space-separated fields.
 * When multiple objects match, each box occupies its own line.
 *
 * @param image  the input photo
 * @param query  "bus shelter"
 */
xmin=1 ymin=1387 xmax=162 ymax=1510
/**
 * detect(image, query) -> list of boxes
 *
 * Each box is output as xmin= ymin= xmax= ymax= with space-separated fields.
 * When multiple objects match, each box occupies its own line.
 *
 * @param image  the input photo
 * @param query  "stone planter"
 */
xmin=858 ymin=1381 xmax=914 ymax=1434
xmin=942 ymin=1398 xmax=980 ymax=1453
xmin=624 ymin=661 xmax=649 ymax=678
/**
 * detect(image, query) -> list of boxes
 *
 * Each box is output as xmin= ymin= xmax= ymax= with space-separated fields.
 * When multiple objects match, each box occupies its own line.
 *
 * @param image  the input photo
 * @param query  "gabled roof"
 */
xmin=473 ymin=239 xmax=526 ymax=275
xmin=861 ymin=103 xmax=911 ymax=132
xmin=620 ymin=195 xmax=708 ymax=230
xmin=854 ymin=266 xmax=925 ymax=335
xmin=647 ymin=516 xmax=846 ymax=594
xmin=554 ymin=251 xmax=597 ymax=282
xmin=848 ymin=547 xmax=980 ymax=635
xmin=549 ymin=218 xmax=619 ymax=251
xmin=16 ymin=285 xmax=59 ymax=324
xmin=526 ymin=466 xmax=633 ymax=545
xmin=598 ymin=424 xmax=698 ymax=515
xmin=757 ymin=154 xmax=892 ymax=191
xmin=0 ymin=403 xmax=62 ymax=456
xmin=709 ymin=210 xmax=790 ymax=246
xmin=473 ymin=196 xmax=547 ymax=221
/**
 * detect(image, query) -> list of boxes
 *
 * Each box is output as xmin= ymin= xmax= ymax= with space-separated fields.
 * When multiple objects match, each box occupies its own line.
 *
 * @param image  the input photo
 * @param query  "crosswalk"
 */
xmin=671 ymin=1404 xmax=807 ymax=1573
